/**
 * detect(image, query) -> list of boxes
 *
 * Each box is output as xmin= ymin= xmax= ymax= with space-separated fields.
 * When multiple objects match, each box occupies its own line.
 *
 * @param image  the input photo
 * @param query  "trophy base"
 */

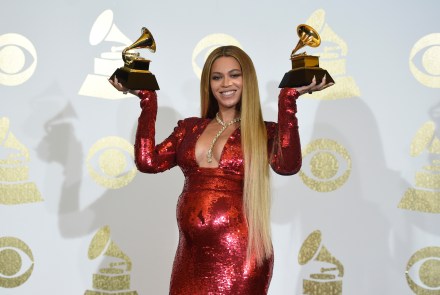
xmin=110 ymin=67 xmax=159 ymax=90
xmin=279 ymin=67 xmax=334 ymax=88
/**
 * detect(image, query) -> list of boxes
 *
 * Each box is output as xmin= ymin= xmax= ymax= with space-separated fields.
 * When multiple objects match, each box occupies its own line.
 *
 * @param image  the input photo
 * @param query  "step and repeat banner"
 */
xmin=1 ymin=0 xmax=439 ymax=294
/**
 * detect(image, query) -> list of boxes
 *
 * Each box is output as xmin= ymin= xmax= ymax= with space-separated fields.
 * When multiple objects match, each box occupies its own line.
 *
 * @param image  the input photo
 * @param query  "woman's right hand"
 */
xmin=108 ymin=76 xmax=140 ymax=96
xmin=295 ymin=75 xmax=334 ymax=96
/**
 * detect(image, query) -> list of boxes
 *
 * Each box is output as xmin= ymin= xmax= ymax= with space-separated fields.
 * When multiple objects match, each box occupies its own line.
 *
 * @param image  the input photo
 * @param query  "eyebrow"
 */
xmin=211 ymin=69 xmax=242 ymax=75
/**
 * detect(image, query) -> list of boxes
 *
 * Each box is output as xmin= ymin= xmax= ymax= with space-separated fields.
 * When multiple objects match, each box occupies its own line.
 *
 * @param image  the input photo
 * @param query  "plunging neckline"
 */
xmin=193 ymin=119 xmax=240 ymax=169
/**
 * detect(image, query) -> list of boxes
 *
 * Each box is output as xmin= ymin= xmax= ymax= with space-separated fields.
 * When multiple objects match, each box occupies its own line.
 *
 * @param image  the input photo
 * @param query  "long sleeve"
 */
xmin=268 ymin=88 xmax=302 ymax=175
xmin=134 ymin=90 xmax=186 ymax=173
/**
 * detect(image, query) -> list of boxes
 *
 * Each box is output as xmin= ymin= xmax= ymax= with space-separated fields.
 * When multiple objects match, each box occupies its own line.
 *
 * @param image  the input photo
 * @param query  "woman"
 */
xmin=110 ymin=45 xmax=331 ymax=294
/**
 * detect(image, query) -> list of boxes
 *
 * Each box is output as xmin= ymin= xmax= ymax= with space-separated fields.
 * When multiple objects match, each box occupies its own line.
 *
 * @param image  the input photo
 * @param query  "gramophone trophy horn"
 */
xmin=110 ymin=27 xmax=159 ymax=90
xmin=279 ymin=24 xmax=334 ymax=88
xmin=122 ymin=27 xmax=156 ymax=64
xmin=290 ymin=24 xmax=321 ymax=57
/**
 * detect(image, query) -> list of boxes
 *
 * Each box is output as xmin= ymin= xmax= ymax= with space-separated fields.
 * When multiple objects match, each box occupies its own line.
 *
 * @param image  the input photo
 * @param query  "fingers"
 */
xmin=305 ymin=76 xmax=317 ymax=94
xmin=108 ymin=77 xmax=130 ymax=93
xmin=318 ymin=74 xmax=327 ymax=87
xmin=293 ymin=76 xmax=317 ymax=95
xmin=304 ymin=76 xmax=316 ymax=94
xmin=310 ymin=75 xmax=333 ymax=91
xmin=310 ymin=75 xmax=317 ymax=87
xmin=302 ymin=75 xmax=334 ymax=95
xmin=108 ymin=76 xmax=120 ymax=88
xmin=322 ymin=82 xmax=335 ymax=90
xmin=284 ymin=74 xmax=335 ymax=96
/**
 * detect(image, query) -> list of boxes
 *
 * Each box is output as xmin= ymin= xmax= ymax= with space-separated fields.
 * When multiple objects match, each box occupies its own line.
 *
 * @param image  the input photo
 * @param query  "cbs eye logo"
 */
xmin=192 ymin=34 xmax=242 ymax=79
xmin=86 ymin=136 xmax=137 ymax=189
xmin=0 ymin=33 xmax=37 ymax=86
xmin=409 ymin=33 xmax=440 ymax=88
xmin=0 ymin=237 xmax=34 ymax=288
xmin=299 ymin=138 xmax=352 ymax=192
xmin=406 ymin=247 xmax=440 ymax=294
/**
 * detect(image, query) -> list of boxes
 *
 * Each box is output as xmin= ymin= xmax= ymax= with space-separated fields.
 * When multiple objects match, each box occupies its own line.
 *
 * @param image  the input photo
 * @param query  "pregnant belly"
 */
xmin=177 ymin=188 xmax=246 ymax=246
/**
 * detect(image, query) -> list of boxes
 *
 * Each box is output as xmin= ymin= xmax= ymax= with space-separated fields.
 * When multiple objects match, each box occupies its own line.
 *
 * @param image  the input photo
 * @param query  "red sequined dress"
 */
xmin=135 ymin=88 xmax=301 ymax=295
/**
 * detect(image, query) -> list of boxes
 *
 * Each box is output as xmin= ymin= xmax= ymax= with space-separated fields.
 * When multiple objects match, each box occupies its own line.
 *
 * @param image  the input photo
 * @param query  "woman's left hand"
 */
xmin=295 ymin=75 xmax=334 ymax=96
xmin=108 ymin=76 xmax=140 ymax=96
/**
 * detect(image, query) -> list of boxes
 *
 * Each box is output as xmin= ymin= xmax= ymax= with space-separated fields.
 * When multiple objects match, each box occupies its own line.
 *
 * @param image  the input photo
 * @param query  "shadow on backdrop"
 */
xmin=263 ymin=81 xmax=411 ymax=295
xmin=37 ymin=100 xmax=183 ymax=294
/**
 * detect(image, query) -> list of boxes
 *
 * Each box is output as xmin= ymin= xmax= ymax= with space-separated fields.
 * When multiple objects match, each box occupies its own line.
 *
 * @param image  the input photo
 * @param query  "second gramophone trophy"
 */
xmin=111 ymin=27 xmax=159 ymax=90
xmin=279 ymin=24 xmax=334 ymax=88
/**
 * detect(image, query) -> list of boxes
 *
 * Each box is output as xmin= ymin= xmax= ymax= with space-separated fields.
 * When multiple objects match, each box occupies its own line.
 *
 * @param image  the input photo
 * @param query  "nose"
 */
xmin=222 ymin=76 xmax=231 ymax=87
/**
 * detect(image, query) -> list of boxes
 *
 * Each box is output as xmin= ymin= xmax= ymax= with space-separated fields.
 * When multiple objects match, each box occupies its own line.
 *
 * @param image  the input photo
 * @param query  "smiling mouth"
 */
xmin=220 ymin=90 xmax=236 ymax=97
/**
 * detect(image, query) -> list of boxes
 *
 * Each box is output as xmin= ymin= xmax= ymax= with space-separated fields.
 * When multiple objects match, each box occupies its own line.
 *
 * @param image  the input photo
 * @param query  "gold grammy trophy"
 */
xmin=279 ymin=24 xmax=334 ymax=88
xmin=110 ymin=27 xmax=159 ymax=90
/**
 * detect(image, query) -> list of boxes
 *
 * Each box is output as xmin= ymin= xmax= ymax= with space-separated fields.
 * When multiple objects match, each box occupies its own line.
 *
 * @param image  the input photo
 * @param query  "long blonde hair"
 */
xmin=200 ymin=46 xmax=272 ymax=265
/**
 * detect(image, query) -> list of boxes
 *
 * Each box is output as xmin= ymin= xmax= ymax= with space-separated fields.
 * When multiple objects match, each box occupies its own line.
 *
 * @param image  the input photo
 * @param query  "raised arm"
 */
xmin=134 ymin=90 xmax=185 ymax=173
xmin=269 ymin=88 xmax=302 ymax=175
xmin=269 ymin=75 xmax=334 ymax=175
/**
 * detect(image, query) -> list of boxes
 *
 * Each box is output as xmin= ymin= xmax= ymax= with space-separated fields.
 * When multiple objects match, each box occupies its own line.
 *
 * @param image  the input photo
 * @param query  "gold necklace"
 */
xmin=207 ymin=112 xmax=241 ymax=163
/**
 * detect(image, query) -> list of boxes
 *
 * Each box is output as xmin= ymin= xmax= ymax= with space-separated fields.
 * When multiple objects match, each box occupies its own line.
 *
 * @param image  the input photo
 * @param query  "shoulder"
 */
xmin=179 ymin=117 xmax=205 ymax=125
xmin=176 ymin=117 xmax=208 ymax=130
xmin=171 ymin=117 xmax=209 ymax=141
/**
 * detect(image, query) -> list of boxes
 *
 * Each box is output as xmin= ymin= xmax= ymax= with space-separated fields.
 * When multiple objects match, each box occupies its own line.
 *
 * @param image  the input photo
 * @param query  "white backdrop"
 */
xmin=1 ymin=0 xmax=439 ymax=294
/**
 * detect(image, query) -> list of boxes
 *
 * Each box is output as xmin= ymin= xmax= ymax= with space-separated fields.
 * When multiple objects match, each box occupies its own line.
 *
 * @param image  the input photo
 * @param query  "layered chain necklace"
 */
xmin=207 ymin=112 xmax=241 ymax=163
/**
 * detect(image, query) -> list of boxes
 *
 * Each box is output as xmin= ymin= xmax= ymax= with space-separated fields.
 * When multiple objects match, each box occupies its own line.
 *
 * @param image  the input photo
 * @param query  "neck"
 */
xmin=217 ymin=109 xmax=239 ymax=123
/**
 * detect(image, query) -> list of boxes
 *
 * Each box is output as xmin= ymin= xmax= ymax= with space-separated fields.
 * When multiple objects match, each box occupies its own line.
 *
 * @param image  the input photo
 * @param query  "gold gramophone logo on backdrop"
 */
xmin=302 ymin=9 xmax=360 ymax=99
xmin=398 ymin=121 xmax=440 ymax=213
xmin=86 ymin=136 xmax=137 ymax=189
xmin=0 ymin=117 xmax=43 ymax=205
xmin=298 ymin=230 xmax=344 ymax=295
xmin=85 ymin=226 xmax=138 ymax=295
xmin=79 ymin=9 xmax=135 ymax=99
xmin=409 ymin=33 xmax=440 ymax=88
xmin=405 ymin=247 xmax=440 ymax=294
xmin=0 ymin=236 xmax=34 ymax=288
xmin=0 ymin=33 xmax=37 ymax=86
xmin=110 ymin=27 xmax=159 ymax=90
xmin=299 ymin=138 xmax=352 ymax=192
xmin=192 ymin=34 xmax=242 ymax=79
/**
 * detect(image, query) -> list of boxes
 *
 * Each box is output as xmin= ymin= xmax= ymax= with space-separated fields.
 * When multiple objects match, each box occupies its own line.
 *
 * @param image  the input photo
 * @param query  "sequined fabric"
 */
xmin=135 ymin=88 xmax=301 ymax=294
